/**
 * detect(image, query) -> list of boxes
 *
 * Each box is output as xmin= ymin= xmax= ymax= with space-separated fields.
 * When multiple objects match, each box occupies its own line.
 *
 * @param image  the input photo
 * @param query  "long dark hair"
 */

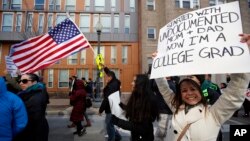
xmin=125 ymin=74 xmax=159 ymax=122
xmin=172 ymin=78 xmax=207 ymax=114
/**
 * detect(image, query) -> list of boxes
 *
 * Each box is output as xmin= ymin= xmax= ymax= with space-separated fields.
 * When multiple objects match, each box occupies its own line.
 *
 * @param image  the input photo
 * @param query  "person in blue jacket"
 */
xmin=0 ymin=77 xmax=28 ymax=141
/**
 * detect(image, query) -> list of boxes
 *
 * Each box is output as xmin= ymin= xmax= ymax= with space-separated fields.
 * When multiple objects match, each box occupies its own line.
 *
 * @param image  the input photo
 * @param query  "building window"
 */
xmin=59 ymin=69 xmax=69 ymax=88
xmin=146 ymin=0 xmax=155 ymax=11
xmin=38 ymin=14 xmax=44 ymax=33
xmin=101 ymin=14 xmax=111 ymax=33
xmin=12 ymin=0 xmax=21 ymax=10
xmin=48 ymin=69 xmax=53 ymax=88
xmin=83 ymin=69 xmax=89 ymax=80
xmin=122 ymin=46 xmax=128 ymax=64
xmin=114 ymin=14 xmax=119 ymax=33
xmin=209 ymin=0 xmax=226 ymax=6
xmin=80 ymin=50 xmax=86 ymax=64
xmin=111 ymin=0 xmax=116 ymax=11
xmin=93 ymin=14 xmax=111 ymax=33
xmin=175 ymin=0 xmax=200 ymax=8
xmin=49 ymin=0 xmax=60 ymax=10
xmin=47 ymin=13 xmax=53 ymax=31
xmin=2 ymin=13 xmax=13 ymax=32
xmin=147 ymin=27 xmax=156 ymax=39
xmin=94 ymin=46 xmax=105 ymax=64
xmin=65 ymin=0 xmax=76 ymax=11
xmin=124 ymin=15 xmax=130 ymax=34
xmin=35 ymin=0 xmax=45 ymax=10
xmin=67 ymin=53 xmax=78 ymax=65
xmin=110 ymin=69 xmax=120 ymax=79
xmin=56 ymin=14 xmax=66 ymax=24
xmin=77 ymin=69 xmax=83 ymax=79
xmin=3 ymin=0 xmax=9 ymax=9
xmin=95 ymin=0 xmax=105 ymax=11
xmin=193 ymin=0 xmax=199 ymax=8
xmin=69 ymin=13 xmax=75 ymax=22
xmin=80 ymin=14 xmax=90 ymax=32
xmin=130 ymin=0 xmax=135 ymax=12
xmin=85 ymin=0 xmax=90 ymax=11
xmin=15 ymin=13 xmax=22 ymax=32
xmin=111 ymin=46 xmax=117 ymax=64
xmin=26 ymin=13 xmax=33 ymax=32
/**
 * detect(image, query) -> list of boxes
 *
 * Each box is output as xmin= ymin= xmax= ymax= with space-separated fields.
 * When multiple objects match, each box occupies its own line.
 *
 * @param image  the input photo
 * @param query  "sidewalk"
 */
xmin=46 ymin=98 xmax=100 ymax=116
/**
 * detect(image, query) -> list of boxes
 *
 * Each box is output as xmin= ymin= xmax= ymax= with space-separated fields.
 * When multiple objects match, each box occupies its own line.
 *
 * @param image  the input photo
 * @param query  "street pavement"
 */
xmin=46 ymin=98 xmax=250 ymax=141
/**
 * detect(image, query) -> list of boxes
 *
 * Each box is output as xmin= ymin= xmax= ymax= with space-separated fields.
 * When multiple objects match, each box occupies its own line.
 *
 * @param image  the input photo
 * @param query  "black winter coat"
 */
xmin=99 ymin=78 xmax=121 ymax=114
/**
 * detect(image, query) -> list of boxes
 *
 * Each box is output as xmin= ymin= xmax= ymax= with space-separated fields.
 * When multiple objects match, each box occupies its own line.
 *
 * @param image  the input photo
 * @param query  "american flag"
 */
xmin=9 ymin=18 xmax=90 ymax=74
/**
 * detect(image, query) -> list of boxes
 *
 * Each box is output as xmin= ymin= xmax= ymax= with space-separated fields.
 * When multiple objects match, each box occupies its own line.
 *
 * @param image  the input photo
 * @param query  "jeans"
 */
xmin=105 ymin=113 xmax=121 ymax=141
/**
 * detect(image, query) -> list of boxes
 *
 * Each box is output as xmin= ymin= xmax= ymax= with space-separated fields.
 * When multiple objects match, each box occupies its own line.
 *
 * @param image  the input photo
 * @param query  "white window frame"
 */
xmin=85 ymin=0 xmax=90 ymax=11
xmin=2 ymin=12 xmax=14 ymax=32
xmin=48 ymin=69 xmax=54 ymax=88
xmin=80 ymin=50 xmax=86 ymax=64
xmin=56 ymin=14 xmax=66 ymax=24
xmin=65 ymin=0 xmax=76 ymax=11
xmin=49 ymin=0 xmax=61 ymax=10
xmin=3 ymin=0 xmax=9 ymax=9
xmin=47 ymin=13 xmax=53 ymax=31
xmin=124 ymin=15 xmax=130 ymax=34
xmin=146 ymin=0 xmax=155 ymax=11
xmin=114 ymin=14 xmax=119 ymax=33
xmin=147 ymin=27 xmax=156 ymax=39
xmin=80 ymin=14 xmax=90 ymax=32
xmin=69 ymin=13 xmax=75 ymax=22
xmin=58 ymin=69 xmax=69 ymax=88
xmin=101 ymin=14 xmax=111 ymax=33
xmin=111 ymin=0 xmax=116 ymax=11
xmin=130 ymin=0 xmax=135 ymax=12
xmin=38 ymin=13 xmax=44 ymax=33
xmin=35 ymin=0 xmax=45 ymax=10
xmin=175 ymin=0 xmax=201 ymax=9
xmin=12 ymin=0 xmax=22 ymax=10
xmin=67 ymin=53 xmax=78 ymax=65
xmin=110 ymin=69 xmax=120 ymax=79
xmin=94 ymin=0 xmax=105 ymax=11
xmin=122 ymin=46 xmax=128 ymax=64
xmin=15 ymin=13 xmax=22 ymax=32
xmin=111 ymin=46 xmax=117 ymax=64
xmin=26 ymin=13 xmax=33 ymax=32
xmin=209 ymin=0 xmax=226 ymax=6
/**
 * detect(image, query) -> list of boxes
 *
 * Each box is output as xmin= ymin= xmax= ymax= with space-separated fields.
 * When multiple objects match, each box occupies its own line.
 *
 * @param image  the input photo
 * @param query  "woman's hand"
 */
xmin=239 ymin=33 xmax=250 ymax=47
xmin=152 ymin=51 xmax=158 ymax=59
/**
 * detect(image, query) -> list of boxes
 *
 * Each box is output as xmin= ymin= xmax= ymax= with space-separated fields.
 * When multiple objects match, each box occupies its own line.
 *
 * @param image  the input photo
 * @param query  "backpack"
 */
xmin=85 ymin=97 xmax=92 ymax=108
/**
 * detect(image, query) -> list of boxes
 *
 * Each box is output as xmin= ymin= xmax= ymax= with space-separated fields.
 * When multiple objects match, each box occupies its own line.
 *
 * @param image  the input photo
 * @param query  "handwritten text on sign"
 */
xmin=150 ymin=1 xmax=250 ymax=79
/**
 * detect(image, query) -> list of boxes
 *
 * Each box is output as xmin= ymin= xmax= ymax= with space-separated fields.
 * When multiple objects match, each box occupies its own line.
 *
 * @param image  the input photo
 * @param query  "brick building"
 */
xmin=0 ymin=0 xmax=139 ymax=96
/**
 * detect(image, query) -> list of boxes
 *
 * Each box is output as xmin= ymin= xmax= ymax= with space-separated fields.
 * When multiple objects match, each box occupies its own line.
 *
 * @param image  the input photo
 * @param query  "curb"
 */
xmin=46 ymin=106 xmax=99 ymax=116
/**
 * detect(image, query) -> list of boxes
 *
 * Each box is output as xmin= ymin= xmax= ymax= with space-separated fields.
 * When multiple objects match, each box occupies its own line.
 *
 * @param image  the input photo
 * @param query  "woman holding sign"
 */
xmin=152 ymin=53 xmax=250 ymax=141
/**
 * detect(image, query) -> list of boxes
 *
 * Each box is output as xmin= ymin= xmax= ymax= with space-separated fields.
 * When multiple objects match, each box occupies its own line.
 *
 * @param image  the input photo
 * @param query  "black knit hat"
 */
xmin=194 ymin=75 xmax=205 ymax=84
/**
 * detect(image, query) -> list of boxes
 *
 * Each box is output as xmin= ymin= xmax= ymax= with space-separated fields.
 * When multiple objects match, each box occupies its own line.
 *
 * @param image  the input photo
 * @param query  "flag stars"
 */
xmin=48 ymin=19 xmax=80 ymax=44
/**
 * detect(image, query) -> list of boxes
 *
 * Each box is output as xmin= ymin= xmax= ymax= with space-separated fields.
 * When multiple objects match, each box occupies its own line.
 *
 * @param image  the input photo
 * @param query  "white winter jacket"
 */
xmin=156 ymin=73 xmax=250 ymax=141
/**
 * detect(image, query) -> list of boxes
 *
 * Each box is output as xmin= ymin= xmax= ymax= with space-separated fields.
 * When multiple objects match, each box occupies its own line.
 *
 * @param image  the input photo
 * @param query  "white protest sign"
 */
xmin=108 ymin=91 xmax=127 ymax=120
xmin=150 ymin=1 xmax=250 ymax=79
xmin=5 ymin=56 xmax=18 ymax=77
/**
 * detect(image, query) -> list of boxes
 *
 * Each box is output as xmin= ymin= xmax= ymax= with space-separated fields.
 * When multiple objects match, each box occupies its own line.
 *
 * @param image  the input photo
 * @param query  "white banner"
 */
xmin=108 ymin=91 xmax=127 ymax=120
xmin=150 ymin=1 xmax=250 ymax=79
xmin=5 ymin=56 xmax=18 ymax=77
